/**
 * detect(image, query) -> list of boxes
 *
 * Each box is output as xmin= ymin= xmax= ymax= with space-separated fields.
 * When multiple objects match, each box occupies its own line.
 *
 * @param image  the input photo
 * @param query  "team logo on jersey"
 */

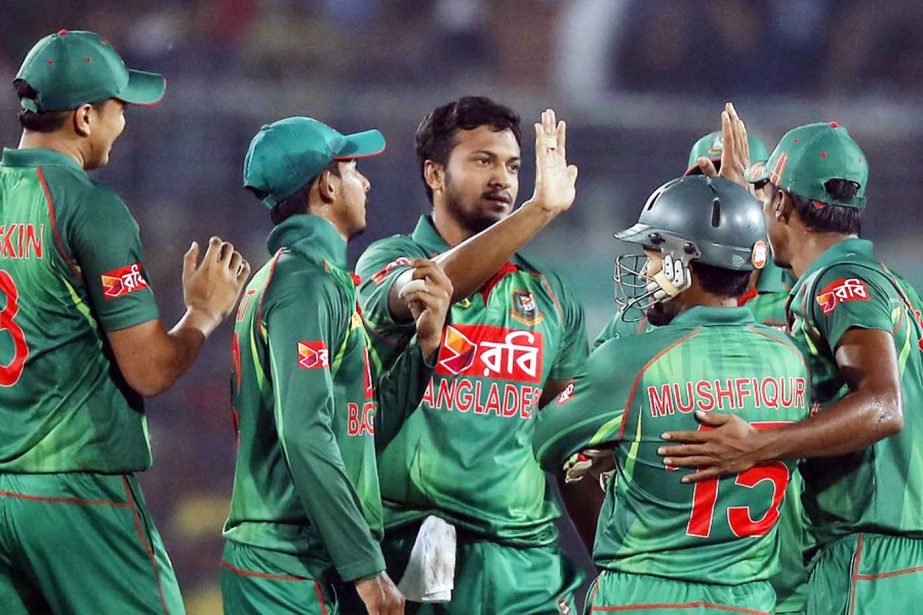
xmin=101 ymin=263 xmax=148 ymax=300
xmin=510 ymin=290 xmax=544 ymax=326
xmin=751 ymin=240 xmax=768 ymax=269
xmin=436 ymin=324 xmax=543 ymax=383
xmin=298 ymin=341 xmax=329 ymax=369
xmin=815 ymin=278 xmax=869 ymax=315
xmin=556 ymin=383 xmax=575 ymax=406
xmin=370 ymin=257 xmax=412 ymax=286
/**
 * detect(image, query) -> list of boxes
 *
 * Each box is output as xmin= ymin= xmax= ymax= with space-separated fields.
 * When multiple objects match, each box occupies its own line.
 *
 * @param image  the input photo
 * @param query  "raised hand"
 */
xmin=718 ymin=102 xmax=751 ymax=187
xmin=526 ymin=108 xmax=579 ymax=216
xmin=398 ymin=259 xmax=453 ymax=361
xmin=182 ymin=236 xmax=250 ymax=330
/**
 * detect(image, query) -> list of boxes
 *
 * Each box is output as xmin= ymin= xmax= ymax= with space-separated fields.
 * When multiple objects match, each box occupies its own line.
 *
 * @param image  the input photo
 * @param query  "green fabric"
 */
xmin=224 ymin=214 xmax=434 ymax=583
xmin=16 ymin=30 xmax=164 ymax=111
xmin=355 ymin=215 xmax=589 ymax=547
xmin=0 ymin=473 xmax=183 ymax=614
xmin=0 ymin=147 xmax=159 ymax=473
xmin=219 ymin=542 xmax=338 ymax=615
xmin=536 ymin=306 xmax=811 ymax=585
xmin=243 ymin=117 xmax=385 ymax=208
xmin=789 ymin=238 xmax=923 ymax=545
xmin=745 ymin=123 xmax=867 ymax=208
xmin=370 ymin=521 xmax=583 ymax=615
xmin=586 ymin=570 xmax=775 ymax=614
xmin=805 ymin=533 xmax=923 ymax=615
xmin=686 ymin=130 xmax=771 ymax=170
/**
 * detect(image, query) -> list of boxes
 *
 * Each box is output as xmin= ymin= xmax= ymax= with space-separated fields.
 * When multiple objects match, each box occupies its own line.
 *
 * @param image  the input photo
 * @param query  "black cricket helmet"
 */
xmin=614 ymin=175 xmax=768 ymax=319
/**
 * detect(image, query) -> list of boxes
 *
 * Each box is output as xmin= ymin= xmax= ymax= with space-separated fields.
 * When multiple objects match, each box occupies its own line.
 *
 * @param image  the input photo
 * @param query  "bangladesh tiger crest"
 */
xmin=510 ymin=290 xmax=543 ymax=326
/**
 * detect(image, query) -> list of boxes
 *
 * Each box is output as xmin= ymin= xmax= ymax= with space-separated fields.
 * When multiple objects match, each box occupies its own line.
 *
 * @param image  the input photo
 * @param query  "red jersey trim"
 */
xmin=618 ymin=327 xmax=702 ymax=440
xmin=592 ymin=603 xmax=767 ymax=614
xmin=219 ymin=561 xmax=308 ymax=582
xmin=36 ymin=166 xmax=81 ymax=278
xmin=122 ymin=476 xmax=169 ymax=615
xmin=256 ymin=249 xmax=284 ymax=332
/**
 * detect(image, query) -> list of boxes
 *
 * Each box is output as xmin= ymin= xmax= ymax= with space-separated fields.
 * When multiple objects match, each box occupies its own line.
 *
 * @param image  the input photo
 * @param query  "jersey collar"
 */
xmin=1 ymin=147 xmax=85 ymax=174
xmin=410 ymin=215 xmax=450 ymax=253
xmin=267 ymin=214 xmax=347 ymax=269
xmin=790 ymin=238 xmax=873 ymax=298
xmin=670 ymin=305 xmax=756 ymax=326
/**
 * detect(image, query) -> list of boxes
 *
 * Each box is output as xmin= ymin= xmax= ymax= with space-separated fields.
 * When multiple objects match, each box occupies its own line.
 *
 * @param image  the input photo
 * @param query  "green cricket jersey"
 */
xmin=535 ymin=306 xmax=811 ymax=584
xmin=788 ymin=238 xmax=923 ymax=545
xmin=595 ymin=262 xmax=793 ymax=349
xmin=355 ymin=215 xmax=589 ymax=547
xmin=0 ymin=148 xmax=159 ymax=473
xmin=223 ymin=214 xmax=433 ymax=582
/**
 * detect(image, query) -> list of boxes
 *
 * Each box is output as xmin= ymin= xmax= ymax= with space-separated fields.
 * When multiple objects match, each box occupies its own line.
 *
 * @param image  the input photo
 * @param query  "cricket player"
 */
xmin=535 ymin=175 xmax=811 ymax=613
xmin=660 ymin=121 xmax=923 ymax=615
xmin=221 ymin=117 xmax=451 ymax=615
xmin=355 ymin=98 xmax=587 ymax=613
xmin=0 ymin=30 xmax=249 ymax=614
xmin=595 ymin=109 xmax=789 ymax=346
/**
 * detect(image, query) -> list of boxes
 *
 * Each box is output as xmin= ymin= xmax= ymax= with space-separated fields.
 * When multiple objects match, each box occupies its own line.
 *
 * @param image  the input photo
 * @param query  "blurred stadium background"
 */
xmin=3 ymin=1 xmax=923 ymax=612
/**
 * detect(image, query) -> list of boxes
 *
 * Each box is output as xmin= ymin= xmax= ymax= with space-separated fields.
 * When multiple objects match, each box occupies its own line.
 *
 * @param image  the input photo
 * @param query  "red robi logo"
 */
xmin=298 ymin=341 xmax=329 ymax=370
xmin=436 ymin=324 xmax=543 ymax=383
xmin=101 ymin=263 xmax=148 ymax=300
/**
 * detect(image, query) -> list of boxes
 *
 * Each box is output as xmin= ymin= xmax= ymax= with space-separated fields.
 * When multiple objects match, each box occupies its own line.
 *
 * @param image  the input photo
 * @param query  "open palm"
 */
xmin=529 ymin=108 xmax=579 ymax=214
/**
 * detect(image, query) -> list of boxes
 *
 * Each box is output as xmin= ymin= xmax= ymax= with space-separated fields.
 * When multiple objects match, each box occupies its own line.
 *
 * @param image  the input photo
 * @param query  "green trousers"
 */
xmin=586 ymin=570 xmax=775 ymax=614
xmin=220 ymin=541 xmax=338 ymax=615
xmin=342 ymin=520 xmax=583 ymax=614
xmin=806 ymin=532 xmax=923 ymax=615
xmin=0 ymin=472 xmax=184 ymax=614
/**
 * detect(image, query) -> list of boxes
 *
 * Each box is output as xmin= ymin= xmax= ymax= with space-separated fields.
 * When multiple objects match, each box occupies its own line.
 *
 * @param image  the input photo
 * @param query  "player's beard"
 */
xmin=443 ymin=174 xmax=510 ymax=235
xmin=645 ymin=301 xmax=674 ymax=326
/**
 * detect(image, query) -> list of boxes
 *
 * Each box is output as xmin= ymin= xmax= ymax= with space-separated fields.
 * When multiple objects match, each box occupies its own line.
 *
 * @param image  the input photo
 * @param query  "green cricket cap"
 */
xmin=684 ymin=130 xmax=771 ymax=176
xmin=745 ymin=122 xmax=867 ymax=208
xmin=15 ymin=30 xmax=165 ymax=112
xmin=243 ymin=117 xmax=386 ymax=208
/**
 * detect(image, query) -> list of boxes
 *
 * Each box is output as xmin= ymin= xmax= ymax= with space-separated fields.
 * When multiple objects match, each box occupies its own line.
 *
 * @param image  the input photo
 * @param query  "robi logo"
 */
xmin=436 ymin=324 xmax=543 ymax=383
xmin=298 ymin=341 xmax=329 ymax=370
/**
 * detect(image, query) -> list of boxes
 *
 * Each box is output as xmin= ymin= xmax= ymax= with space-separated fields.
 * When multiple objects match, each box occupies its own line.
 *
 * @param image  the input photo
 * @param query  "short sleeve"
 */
xmin=809 ymin=265 xmax=896 ymax=350
xmin=546 ymin=273 xmax=589 ymax=380
xmin=67 ymin=185 xmax=158 ymax=331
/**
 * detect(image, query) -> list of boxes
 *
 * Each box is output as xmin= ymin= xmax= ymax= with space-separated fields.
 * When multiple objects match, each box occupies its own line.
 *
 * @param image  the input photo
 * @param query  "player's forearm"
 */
xmin=374 ymin=339 xmax=436 ymax=451
xmin=758 ymin=390 xmax=903 ymax=460
xmin=286 ymin=442 xmax=386 ymax=581
xmin=388 ymin=201 xmax=558 ymax=321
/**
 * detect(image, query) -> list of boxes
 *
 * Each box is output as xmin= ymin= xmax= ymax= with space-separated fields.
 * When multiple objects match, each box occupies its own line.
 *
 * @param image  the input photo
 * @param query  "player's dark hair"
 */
xmin=256 ymin=161 xmax=342 ymax=226
xmin=692 ymin=261 xmax=752 ymax=299
xmin=787 ymin=179 xmax=863 ymax=235
xmin=14 ymin=79 xmax=106 ymax=133
xmin=415 ymin=96 xmax=522 ymax=204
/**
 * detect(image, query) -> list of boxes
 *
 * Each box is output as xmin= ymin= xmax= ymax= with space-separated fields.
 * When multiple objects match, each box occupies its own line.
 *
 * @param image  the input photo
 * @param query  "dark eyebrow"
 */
xmin=470 ymin=150 xmax=521 ymax=163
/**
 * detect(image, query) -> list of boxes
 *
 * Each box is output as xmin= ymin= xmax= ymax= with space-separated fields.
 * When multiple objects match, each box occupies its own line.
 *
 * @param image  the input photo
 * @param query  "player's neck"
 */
xmin=18 ymin=131 xmax=86 ymax=169
xmin=788 ymin=231 xmax=855 ymax=279
xmin=431 ymin=204 xmax=473 ymax=248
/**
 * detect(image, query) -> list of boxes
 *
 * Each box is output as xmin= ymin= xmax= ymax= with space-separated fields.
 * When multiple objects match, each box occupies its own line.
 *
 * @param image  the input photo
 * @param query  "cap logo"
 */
xmin=751 ymin=240 xmax=768 ymax=269
xmin=769 ymin=152 xmax=789 ymax=185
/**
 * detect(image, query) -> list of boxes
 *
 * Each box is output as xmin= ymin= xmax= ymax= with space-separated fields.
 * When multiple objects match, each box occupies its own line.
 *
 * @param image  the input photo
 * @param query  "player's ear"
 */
xmin=423 ymin=160 xmax=444 ymax=195
xmin=72 ymin=103 xmax=93 ymax=137
xmin=777 ymin=190 xmax=794 ymax=224
xmin=317 ymin=169 xmax=337 ymax=204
